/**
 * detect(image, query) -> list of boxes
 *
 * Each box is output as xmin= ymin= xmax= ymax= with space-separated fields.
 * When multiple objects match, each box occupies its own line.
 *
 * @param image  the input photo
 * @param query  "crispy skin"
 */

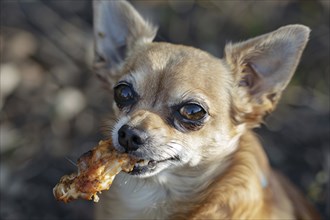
xmin=53 ymin=140 xmax=137 ymax=203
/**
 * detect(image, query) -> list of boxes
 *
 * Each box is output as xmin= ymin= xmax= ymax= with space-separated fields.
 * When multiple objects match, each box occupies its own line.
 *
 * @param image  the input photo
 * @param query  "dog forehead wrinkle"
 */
xmin=140 ymin=43 xmax=217 ymax=79
xmin=128 ymin=43 xmax=233 ymax=109
xmin=144 ymin=42 xmax=188 ymax=71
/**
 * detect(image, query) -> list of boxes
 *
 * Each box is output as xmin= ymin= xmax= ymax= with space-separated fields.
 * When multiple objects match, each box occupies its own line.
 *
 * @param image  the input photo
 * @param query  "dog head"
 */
xmin=93 ymin=1 xmax=309 ymax=178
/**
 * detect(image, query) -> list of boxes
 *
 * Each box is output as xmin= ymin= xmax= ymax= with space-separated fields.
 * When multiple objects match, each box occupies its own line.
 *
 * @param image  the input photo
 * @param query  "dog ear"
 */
xmin=224 ymin=25 xmax=310 ymax=127
xmin=93 ymin=0 xmax=157 ymax=87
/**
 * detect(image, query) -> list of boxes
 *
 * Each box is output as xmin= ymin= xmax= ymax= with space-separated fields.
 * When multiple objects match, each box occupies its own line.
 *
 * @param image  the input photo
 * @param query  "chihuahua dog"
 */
xmin=92 ymin=1 xmax=320 ymax=219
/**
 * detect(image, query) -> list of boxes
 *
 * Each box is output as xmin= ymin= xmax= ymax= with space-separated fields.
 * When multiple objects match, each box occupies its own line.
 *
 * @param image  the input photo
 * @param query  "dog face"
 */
xmin=93 ymin=1 xmax=309 ymax=178
xmin=109 ymin=43 xmax=237 ymax=177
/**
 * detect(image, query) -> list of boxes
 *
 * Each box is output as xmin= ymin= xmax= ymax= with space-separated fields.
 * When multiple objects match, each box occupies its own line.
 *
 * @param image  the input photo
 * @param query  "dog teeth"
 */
xmin=148 ymin=160 xmax=157 ymax=168
xmin=148 ymin=160 xmax=156 ymax=166
xmin=135 ymin=160 xmax=149 ymax=167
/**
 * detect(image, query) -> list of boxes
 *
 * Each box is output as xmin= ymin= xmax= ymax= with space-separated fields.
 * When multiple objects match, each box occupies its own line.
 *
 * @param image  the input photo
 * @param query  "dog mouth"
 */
xmin=129 ymin=157 xmax=178 ymax=176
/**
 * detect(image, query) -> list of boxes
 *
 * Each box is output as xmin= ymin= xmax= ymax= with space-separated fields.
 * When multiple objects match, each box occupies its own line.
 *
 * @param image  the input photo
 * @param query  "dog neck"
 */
xmin=96 ymin=157 xmax=232 ymax=219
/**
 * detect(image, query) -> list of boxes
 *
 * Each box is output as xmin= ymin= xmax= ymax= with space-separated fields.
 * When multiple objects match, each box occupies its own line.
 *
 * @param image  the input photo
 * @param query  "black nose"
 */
xmin=118 ymin=125 xmax=147 ymax=151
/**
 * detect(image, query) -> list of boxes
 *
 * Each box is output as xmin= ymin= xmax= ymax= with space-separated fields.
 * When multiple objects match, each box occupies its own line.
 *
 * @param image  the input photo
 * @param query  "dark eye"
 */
xmin=179 ymin=104 xmax=207 ymax=121
xmin=114 ymin=83 xmax=136 ymax=108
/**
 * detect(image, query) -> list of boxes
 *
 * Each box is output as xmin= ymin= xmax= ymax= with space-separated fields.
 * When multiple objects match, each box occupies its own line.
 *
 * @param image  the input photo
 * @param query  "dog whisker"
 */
xmin=65 ymin=157 xmax=77 ymax=167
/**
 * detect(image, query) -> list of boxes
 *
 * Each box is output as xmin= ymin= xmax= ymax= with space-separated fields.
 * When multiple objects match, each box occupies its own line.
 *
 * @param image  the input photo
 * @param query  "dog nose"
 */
xmin=118 ymin=125 xmax=147 ymax=151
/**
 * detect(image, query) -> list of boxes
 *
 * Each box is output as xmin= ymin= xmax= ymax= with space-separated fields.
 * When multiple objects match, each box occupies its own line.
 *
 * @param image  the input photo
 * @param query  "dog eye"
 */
xmin=179 ymin=104 xmax=206 ymax=121
xmin=114 ymin=83 xmax=136 ymax=108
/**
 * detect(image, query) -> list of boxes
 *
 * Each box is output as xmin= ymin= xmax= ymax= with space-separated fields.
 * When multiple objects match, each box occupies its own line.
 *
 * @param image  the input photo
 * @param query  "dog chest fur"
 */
xmin=96 ymin=173 xmax=169 ymax=219
xmin=95 ymin=156 xmax=232 ymax=219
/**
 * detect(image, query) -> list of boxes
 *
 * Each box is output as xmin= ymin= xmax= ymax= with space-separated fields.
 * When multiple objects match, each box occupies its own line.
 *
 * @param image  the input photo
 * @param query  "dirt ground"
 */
xmin=1 ymin=0 xmax=329 ymax=219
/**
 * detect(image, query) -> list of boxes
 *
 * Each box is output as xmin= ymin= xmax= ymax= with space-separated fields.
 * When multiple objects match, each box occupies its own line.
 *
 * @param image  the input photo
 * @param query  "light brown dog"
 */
xmin=92 ymin=1 xmax=320 ymax=219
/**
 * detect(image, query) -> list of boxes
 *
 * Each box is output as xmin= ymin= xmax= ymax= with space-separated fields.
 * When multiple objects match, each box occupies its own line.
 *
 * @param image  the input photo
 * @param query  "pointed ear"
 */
xmin=225 ymin=25 xmax=310 ymax=127
xmin=93 ymin=0 xmax=157 ymax=86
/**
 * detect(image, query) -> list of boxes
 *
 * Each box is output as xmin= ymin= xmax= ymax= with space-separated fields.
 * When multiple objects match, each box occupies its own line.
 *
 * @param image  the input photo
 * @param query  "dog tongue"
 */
xmin=135 ymin=159 xmax=149 ymax=167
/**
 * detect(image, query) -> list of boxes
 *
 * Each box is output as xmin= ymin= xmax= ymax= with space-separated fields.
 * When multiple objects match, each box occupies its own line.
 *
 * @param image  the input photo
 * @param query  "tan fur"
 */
xmin=92 ymin=1 xmax=320 ymax=219
xmin=172 ymin=132 xmax=320 ymax=219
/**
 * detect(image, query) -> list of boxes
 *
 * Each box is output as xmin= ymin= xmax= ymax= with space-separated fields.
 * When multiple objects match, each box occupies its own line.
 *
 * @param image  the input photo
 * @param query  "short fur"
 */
xmin=92 ymin=1 xmax=320 ymax=219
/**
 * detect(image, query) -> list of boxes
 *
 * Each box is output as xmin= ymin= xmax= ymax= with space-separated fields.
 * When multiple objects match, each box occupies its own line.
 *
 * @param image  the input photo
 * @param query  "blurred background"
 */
xmin=0 ymin=0 xmax=329 ymax=219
